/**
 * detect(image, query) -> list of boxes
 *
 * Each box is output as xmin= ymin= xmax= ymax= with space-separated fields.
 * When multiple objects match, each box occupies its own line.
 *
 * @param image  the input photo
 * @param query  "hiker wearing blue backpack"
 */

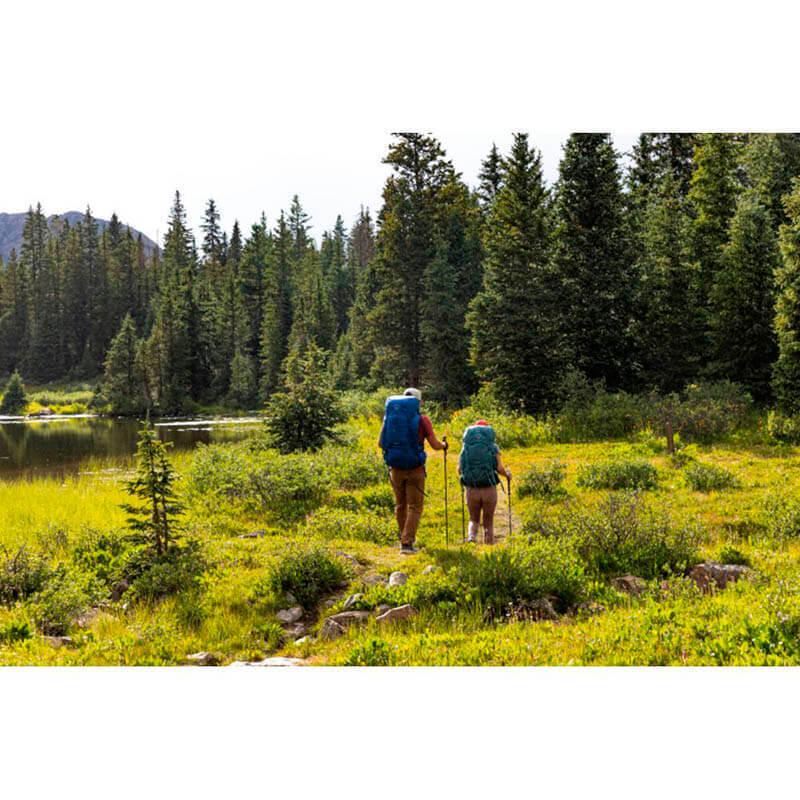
xmin=378 ymin=388 xmax=447 ymax=554
xmin=458 ymin=420 xmax=511 ymax=544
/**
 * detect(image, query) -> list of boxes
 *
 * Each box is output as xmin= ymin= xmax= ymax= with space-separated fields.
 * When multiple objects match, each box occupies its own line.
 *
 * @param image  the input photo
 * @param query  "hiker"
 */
xmin=379 ymin=388 xmax=447 ymax=554
xmin=458 ymin=419 xmax=511 ymax=545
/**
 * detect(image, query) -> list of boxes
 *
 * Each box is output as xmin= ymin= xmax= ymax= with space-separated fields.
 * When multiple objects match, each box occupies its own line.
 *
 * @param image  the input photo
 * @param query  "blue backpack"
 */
xmin=380 ymin=395 xmax=426 ymax=470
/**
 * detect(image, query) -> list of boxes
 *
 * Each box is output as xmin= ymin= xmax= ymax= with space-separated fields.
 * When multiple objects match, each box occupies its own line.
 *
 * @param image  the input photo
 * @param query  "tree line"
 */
xmin=3 ymin=132 xmax=800 ymax=415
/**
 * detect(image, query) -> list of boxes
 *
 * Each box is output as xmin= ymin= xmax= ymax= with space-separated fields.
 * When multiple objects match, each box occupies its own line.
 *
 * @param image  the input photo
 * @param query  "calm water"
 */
xmin=0 ymin=416 xmax=262 ymax=479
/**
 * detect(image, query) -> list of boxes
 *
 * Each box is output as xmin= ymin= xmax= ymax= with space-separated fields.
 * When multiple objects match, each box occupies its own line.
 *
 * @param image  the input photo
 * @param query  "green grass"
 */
xmin=3 ymin=407 xmax=800 ymax=665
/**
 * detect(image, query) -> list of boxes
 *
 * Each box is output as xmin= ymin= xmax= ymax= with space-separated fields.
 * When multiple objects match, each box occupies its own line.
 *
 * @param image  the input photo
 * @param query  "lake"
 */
xmin=0 ymin=416 xmax=262 ymax=479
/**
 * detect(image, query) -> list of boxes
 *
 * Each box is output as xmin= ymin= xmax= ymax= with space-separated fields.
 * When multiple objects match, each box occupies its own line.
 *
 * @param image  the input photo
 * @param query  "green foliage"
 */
xmin=252 ymin=620 xmax=286 ymax=652
xmin=450 ymin=392 xmax=557 ymax=447
xmin=717 ymin=545 xmax=751 ymax=567
xmin=121 ymin=540 xmax=206 ymax=602
xmin=530 ymin=493 xmax=703 ymax=579
xmin=1 ymin=371 xmax=28 ymax=415
xmin=0 ymin=546 xmax=52 ymax=605
xmin=265 ymin=344 xmax=344 ymax=453
xmin=303 ymin=508 xmax=397 ymax=545
xmin=263 ymin=544 xmax=348 ymax=609
xmin=343 ymin=638 xmax=393 ymax=666
xmin=102 ymin=313 xmax=144 ymax=415
xmin=27 ymin=565 xmax=93 ymax=636
xmin=0 ymin=618 xmax=32 ymax=644
xmin=468 ymin=133 xmax=564 ymax=412
xmin=576 ymin=459 xmax=658 ymax=491
xmin=517 ymin=460 xmax=567 ymax=499
xmin=123 ymin=423 xmax=184 ymax=555
xmin=774 ymin=180 xmax=800 ymax=413
xmin=767 ymin=411 xmax=800 ymax=444
xmin=683 ymin=462 xmax=740 ymax=492
xmin=763 ymin=491 xmax=800 ymax=542
xmin=362 ymin=485 xmax=395 ymax=512
xmin=72 ymin=530 xmax=133 ymax=589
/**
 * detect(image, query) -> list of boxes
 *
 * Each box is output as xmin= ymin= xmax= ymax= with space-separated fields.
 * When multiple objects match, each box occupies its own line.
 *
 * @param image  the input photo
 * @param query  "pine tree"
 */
xmin=688 ymin=133 xmax=741 ymax=310
xmin=226 ymin=349 xmax=257 ymax=408
xmin=288 ymin=195 xmax=311 ymax=264
xmin=367 ymin=133 xmax=457 ymax=386
xmin=259 ymin=213 xmax=294 ymax=399
xmin=239 ymin=215 xmax=271 ymax=360
xmin=743 ymin=134 xmax=800 ymax=228
xmin=287 ymin=249 xmax=335 ymax=356
xmin=201 ymin=198 xmax=225 ymax=267
xmin=0 ymin=370 xmax=27 ymax=415
xmin=322 ymin=216 xmax=350 ymax=336
xmin=102 ymin=313 xmax=144 ymax=414
xmin=123 ymin=423 xmax=184 ymax=556
xmin=772 ymin=180 xmax=800 ymax=412
xmin=468 ymin=133 xmax=565 ymax=411
xmin=709 ymin=191 xmax=779 ymax=399
xmin=551 ymin=133 xmax=634 ymax=389
xmin=633 ymin=174 xmax=703 ymax=391
xmin=477 ymin=143 xmax=505 ymax=211
xmin=0 ymin=250 xmax=28 ymax=374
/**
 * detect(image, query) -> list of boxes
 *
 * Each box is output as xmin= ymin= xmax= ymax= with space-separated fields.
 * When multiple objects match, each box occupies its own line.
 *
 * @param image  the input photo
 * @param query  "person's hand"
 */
xmin=442 ymin=435 xmax=449 ymax=452
xmin=506 ymin=470 xmax=512 ymax=481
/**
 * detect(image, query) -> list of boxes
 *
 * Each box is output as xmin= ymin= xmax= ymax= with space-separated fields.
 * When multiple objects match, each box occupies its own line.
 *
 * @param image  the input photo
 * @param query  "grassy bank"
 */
xmin=3 ymin=403 xmax=800 ymax=665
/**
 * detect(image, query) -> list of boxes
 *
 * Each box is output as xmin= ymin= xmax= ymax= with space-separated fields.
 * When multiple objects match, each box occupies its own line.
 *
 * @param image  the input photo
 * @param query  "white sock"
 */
xmin=468 ymin=522 xmax=479 ymax=541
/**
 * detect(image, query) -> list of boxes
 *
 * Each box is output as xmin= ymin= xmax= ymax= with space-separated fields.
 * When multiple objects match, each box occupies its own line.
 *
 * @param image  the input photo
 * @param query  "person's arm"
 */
xmin=421 ymin=415 xmax=447 ymax=451
xmin=496 ymin=452 xmax=511 ymax=480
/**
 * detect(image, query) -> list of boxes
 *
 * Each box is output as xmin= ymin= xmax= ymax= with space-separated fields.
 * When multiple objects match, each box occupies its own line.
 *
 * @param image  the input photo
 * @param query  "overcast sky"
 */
xmin=2 ymin=1 xmax=794 ymax=245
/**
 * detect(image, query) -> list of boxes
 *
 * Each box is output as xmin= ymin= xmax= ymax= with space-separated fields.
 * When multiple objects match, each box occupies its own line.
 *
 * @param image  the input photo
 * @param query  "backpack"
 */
xmin=380 ymin=395 xmax=426 ymax=470
xmin=459 ymin=425 xmax=499 ymax=487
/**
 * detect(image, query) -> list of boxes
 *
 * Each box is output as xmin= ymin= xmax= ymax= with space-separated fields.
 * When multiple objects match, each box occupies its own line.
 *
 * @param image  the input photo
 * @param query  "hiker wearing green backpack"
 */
xmin=378 ymin=388 xmax=448 ymax=554
xmin=458 ymin=420 xmax=511 ymax=544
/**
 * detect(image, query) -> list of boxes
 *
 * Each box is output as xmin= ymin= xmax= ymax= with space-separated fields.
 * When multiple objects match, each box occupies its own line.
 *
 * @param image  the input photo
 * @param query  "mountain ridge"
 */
xmin=0 ymin=210 xmax=158 ymax=261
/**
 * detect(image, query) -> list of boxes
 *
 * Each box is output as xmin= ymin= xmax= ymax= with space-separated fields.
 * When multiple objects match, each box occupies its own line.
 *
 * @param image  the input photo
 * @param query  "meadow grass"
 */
xmin=3 ymin=411 xmax=800 ymax=665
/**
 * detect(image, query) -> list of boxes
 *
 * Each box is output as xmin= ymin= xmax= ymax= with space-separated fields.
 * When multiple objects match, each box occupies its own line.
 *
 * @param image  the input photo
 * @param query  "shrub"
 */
xmin=557 ymin=373 xmax=644 ymax=441
xmin=0 ymin=546 xmax=52 ymax=605
xmin=517 ymin=460 xmax=567 ymax=499
xmin=576 ymin=459 xmax=658 ymax=491
xmin=318 ymin=446 xmax=384 ymax=490
xmin=332 ymin=494 xmax=361 ymax=512
xmin=0 ymin=618 xmax=32 ymax=644
xmin=303 ymin=508 xmax=397 ymax=545
xmin=684 ymin=462 xmax=740 ymax=492
xmin=252 ymin=621 xmax=286 ymax=652
xmin=339 ymin=387 xmax=400 ymax=420
xmin=344 ymin=638 xmax=394 ymax=666
xmin=264 ymin=344 xmax=345 ymax=453
xmin=445 ymin=539 xmax=587 ymax=617
xmin=531 ymin=493 xmax=703 ymax=579
xmin=72 ymin=530 xmax=133 ymax=589
xmin=717 ymin=545 xmax=752 ymax=567
xmin=121 ymin=540 xmax=206 ymax=602
xmin=249 ymin=454 xmax=332 ymax=522
xmin=263 ymin=544 xmax=348 ymax=609
xmin=27 ymin=566 xmax=93 ymax=636
xmin=763 ymin=492 xmax=800 ymax=542
xmin=767 ymin=411 xmax=800 ymax=444
xmin=362 ymin=485 xmax=395 ymax=512
xmin=187 ymin=444 xmax=254 ymax=502
xmin=450 ymin=407 xmax=556 ymax=448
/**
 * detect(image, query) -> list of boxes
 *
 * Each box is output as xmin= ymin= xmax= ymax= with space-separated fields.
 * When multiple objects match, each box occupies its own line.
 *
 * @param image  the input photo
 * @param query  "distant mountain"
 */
xmin=0 ymin=211 xmax=158 ymax=261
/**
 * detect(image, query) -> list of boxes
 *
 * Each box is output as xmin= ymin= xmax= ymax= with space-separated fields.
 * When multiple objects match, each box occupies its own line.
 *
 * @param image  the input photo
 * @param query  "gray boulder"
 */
xmin=388 ymin=571 xmax=408 ymax=587
xmin=611 ymin=575 xmax=647 ymax=596
xmin=376 ymin=604 xmax=417 ymax=624
xmin=186 ymin=651 xmax=220 ymax=666
xmin=688 ymin=562 xmax=752 ymax=592
xmin=276 ymin=606 xmax=304 ymax=624
xmin=343 ymin=593 xmax=364 ymax=610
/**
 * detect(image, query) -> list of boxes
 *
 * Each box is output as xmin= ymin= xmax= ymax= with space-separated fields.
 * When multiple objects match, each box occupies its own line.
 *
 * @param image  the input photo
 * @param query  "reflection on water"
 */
xmin=0 ymin=417 xmax=261 ymax=480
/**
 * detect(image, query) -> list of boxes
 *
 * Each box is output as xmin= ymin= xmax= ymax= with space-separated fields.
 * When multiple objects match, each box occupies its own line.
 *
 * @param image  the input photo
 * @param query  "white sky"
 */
xmin=2 ymin=0 xmax=797 ymax=244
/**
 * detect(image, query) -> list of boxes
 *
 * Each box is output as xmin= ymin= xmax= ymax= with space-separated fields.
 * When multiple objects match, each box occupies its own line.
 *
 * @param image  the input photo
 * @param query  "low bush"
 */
xmin=252 ymin=621 xmax=286 ymax=652
xmin=27 ymin=566 xmax=94 ymax=636
xmin=767 ymin=411 xmax=800 ymax=444
xmin=362 ymin=485 xmax=395 ymax=512
xmin=303 ymin=508 xmax=397 ymax=545
xmin=763 ymin=492 xmax=800 ymax=542
xmin=0 ymin=618 xmax=33 ymax=644
xmin=717 ymin=545 xmax=752 ymax=567
xmin=262 ymin=544 xmax=348 ymax=609
xmin=343 ymin=638 xmax=394 ymax=666
xmin=316 ymin=446 xmax=385 ymax=490
xmin=517 ymin=460 xmax=567 ymax=499
xmin=121 ymin=540 xmax=206 ymax=602
xmin=683 ymin=462 xmax=740 ymax=492
xmin=0 ymin=546 xmax=52 ymax=605
xmin=450 ymin=408 xmax=556 ymax=449
xmin=576 ymin=459 xmax=658 ymax=491
xmin=332 ymin=494 xmax=361 ymax=512
xmin=72 ymin=530 xmax=133 ymax=590
xmin=249 ymin=455 xmax=332 ymax=522
xmin=339 ymin=387 xmax=400 ymax=420
xmin=530 ymin=493 xmax=703 ymax=579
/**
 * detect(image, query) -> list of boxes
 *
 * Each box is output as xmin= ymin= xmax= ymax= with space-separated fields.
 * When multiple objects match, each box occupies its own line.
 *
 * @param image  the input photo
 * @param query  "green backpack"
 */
xmin=459 ymin=425 xmax=499 ymax=488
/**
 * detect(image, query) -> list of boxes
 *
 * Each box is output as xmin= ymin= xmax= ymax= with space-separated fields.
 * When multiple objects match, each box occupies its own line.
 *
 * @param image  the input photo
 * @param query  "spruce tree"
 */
xmin=259 ymin=213 xmax=294 ymax=399
xmin=688 ymin=133 xmax=741 ymax=310
xmin=743 ymin=134 xmax=800 ymax=228
xmin=0 ymin=370 xmax=27 ymax=415
xmin=551 ymin=133 xmax=634 ymax=389
xmin=287 ymin=249 xmax=335 ymax=356
xmin=772 ymin=180 xmax=800 ymax=412
xmin=467 ymin=133 xmax=565 ymax=412
xmin=709 ymin=191 xmax=779 ymax=399
xmin=239 ymin=215 xmax=270 ymax=358
xmin=102 ymin=313 xmax=144 ymax=414
xmin=226 ymin=349 xmax=257 ymax=408
xmin=477 ymin=143 xmax=504 ymax=210
xmin=0 ymin=250 xmax=28 ymax=374
xmin=633 ymin=174 xmax=704 ymax=391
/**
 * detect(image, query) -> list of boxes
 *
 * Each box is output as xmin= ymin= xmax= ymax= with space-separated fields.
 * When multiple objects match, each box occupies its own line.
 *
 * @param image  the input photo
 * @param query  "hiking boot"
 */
xmin=400 ymin=544 xmax=420 ymax=555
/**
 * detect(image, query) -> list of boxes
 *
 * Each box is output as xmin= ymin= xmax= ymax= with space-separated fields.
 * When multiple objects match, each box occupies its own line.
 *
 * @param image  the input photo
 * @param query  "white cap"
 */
xmin=404 ymin=387 xmax=422 ymax=401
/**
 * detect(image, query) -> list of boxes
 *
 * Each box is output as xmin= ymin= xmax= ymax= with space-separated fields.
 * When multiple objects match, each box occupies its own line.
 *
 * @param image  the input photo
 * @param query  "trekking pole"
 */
xmin=507 ymin=474 xmax=513 ymax=540
xmin=443 ymin=437 xmax=449 ymax=546
xmin=460 ymin=482 xmax=466 ymax=543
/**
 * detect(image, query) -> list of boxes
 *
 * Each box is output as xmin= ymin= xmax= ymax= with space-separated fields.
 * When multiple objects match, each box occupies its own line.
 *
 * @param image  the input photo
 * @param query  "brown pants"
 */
xmin=390 ymin=466 xmax=426 ymax=545
xmin=465 ymin=485 xmax=498 ymax=544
